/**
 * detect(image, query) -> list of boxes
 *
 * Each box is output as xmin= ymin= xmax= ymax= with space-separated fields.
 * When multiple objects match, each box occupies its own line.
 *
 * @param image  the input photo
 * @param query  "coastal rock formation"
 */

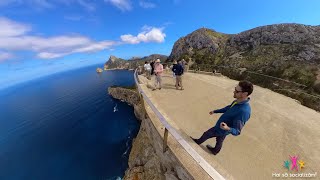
xmin=96 ymin=68 xmax=103 ymax=73
xmin=108 ymin=86 xmax=145 ymax=121
xmin=104 ymin=54 xmax=168 ymax=70
xmin=168 ymin=23 xmax=320 ymax=111
xmin=104 ymin=56 xmax=127 ymax=69
xmin=169 ymin=24 xmax=320 ymax=85
xmin=123 ymin=123 xmax=164 ymax=180
xmin=169 ymin=28 xmax=229 ymax=64
xmin=108 ymin=87 xmax=192 ymax=180
xmin=108 ymin=87 xmax=160 ymax=179
xmin=108 ymin=87 xmax=140 ymax=106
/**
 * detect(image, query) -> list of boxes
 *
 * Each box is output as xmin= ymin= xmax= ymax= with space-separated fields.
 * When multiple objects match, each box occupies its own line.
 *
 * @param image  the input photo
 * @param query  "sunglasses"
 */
xmin=234 ymin=88 xmax=243 ymax=93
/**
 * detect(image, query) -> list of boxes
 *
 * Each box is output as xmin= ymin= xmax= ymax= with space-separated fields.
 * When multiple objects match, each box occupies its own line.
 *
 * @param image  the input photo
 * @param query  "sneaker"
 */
xmin=206 ymin=145 xmax=218 ymax=155
xmin=190 ymin=136 xmax=200 ymax=145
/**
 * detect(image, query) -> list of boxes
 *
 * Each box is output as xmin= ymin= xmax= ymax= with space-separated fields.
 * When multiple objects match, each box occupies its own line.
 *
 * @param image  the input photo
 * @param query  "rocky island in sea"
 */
xmin=96 ymin=67 xmax=103 ymax=73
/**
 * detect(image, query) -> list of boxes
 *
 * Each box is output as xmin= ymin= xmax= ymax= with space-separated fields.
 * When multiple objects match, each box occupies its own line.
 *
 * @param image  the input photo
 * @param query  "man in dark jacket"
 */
xmin=191 ymin=80 xmax=253 ymax=155
xmin=150 ymin=60 xmax=155 ymax=75
xmin=172 ymin=60 xmax=184 ymax=90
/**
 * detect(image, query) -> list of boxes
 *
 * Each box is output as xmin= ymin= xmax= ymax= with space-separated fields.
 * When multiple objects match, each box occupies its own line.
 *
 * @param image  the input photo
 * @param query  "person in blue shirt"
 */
xmin=191 ymin=80 xmax=253 ymax=155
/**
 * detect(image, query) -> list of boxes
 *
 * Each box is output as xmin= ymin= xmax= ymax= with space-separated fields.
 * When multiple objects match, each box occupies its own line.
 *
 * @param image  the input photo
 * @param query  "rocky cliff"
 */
xmin=105 ymin=54 xmax=168 ymax=70
xmin=104 ymin=55 xmax=127 ymax=69
xmin=169 ymin=28 xmax=230 ymax=65
xmin=169 ymin=24 xmax=320 ymax=85
xmin=108 ymin=87 xmax=190 ymax=180
xmin=108 ymin=86 xmax=145 ymax=121
xmin=168 ymin=24 xmax=320 ymax=111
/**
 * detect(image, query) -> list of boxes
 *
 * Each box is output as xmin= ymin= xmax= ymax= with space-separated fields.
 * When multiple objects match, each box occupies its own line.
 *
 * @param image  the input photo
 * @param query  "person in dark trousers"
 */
xmin=150 ymin=60 xmax=155 ymax=75
xmin=191 ymin=80 xmax=253 ymax=155
xmin=172 ymin=60 xmax=184 ymax=90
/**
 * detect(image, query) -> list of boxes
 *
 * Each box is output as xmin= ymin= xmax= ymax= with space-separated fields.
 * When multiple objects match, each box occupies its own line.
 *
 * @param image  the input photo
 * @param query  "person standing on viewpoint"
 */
xmin=144 ymin=61 xmax=151 ymax=80
xmin=153 ymin=59 xmax=163 ymax=90
xmin=150 ymin=60 xmax=155 ymax=75
xmin=172 ymin=60 xmax=184 ymax=90
xmin=191 ymin=80 xmax=253 ymax=155
xmin=170 ymin=61 xmax=177 ymax=84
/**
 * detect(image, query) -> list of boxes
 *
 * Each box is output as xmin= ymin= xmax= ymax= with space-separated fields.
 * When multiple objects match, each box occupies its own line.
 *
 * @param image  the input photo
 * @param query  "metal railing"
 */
xmin=134 ymin=70 xmax=225 ymax=180
xmin=244 ymin=70 xmax=307 ymax=88
xmin=188 ymin=68 xmax=320 ymax=99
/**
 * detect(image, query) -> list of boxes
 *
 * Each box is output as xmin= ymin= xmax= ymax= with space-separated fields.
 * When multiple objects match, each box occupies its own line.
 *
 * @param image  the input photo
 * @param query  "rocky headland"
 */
xmin=108 ymin=86 xmax=193 ymax=180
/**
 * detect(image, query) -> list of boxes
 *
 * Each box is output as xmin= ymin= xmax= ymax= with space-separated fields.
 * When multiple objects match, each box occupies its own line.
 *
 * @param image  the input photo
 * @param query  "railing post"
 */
xmin=139 ymin=92 xmax=142 ymax=100
xmin=163 ymin=128 xmax=168 ymax=153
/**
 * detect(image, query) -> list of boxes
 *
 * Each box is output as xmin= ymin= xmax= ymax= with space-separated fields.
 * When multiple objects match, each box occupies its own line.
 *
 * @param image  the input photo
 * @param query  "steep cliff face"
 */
xmin=108 ymin=86 xmax=145 ymax=121
xmin=169 ymin=28 xmax=229 ymax=66
xmin=108 ymin=87 xmax=188 ymax=180
xmin=123 ymin=121 xmax=165 ymax=180
xmin=105 ymin=54 xmax=168 ymax=70
xmin=108 ymin=87 xmax=140 ymax=106
xmin=104 ymin=55 xmax=127 ymax=69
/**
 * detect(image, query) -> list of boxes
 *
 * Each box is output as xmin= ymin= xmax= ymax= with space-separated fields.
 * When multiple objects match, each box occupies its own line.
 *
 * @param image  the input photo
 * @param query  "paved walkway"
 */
xmin=138 ymin=72 xmax=320 ymax=180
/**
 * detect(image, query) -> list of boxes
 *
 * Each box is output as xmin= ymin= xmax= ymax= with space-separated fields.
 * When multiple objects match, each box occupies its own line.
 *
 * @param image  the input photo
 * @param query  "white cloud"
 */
xmin=0 ymin=17 xmax=117 ymax=59
xmin=0 ymin=36 xmax=90 ymax=51
xmin=105 ymin=0 xmax=132 ymax=11
xmin=139 ymin=1 xmax=156 ymax=9
xmin=120 ymin=35 xmax=139 ymax=44
xmin=0 ymin=36 xmax=117 ymax=59
xmin=0 ymin=17 xmax=31 ymax=37
xmin=0 ymin=17 xmax=166 ymax=60
xmin=73 ymin=41 xmax=116 ymax=53
xmin=121 ymin=26 xmax=166 ymax=44
xmin=0 ymin=51 xmax=13 ymax=61
xmin=37 ymin=52 xmax=66 ymax=59
xmin=37 ymin=41 xmax=116 ymax=59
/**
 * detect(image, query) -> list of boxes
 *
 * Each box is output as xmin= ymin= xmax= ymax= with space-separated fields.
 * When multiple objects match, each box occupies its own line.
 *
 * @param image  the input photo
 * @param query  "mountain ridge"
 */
xmin=167 ymin=23 xmax=320 ymax=110
xmin=104 ymin=54 xmax=168 ymax=69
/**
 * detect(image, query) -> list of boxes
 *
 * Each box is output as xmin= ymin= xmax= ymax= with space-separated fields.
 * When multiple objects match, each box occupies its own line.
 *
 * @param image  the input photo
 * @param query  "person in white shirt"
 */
xmin=144 ymin=61 xmax=152 ymax=80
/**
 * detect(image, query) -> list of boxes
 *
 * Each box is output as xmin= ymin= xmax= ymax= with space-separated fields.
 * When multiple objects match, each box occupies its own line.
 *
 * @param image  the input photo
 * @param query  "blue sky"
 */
xmin=0 ymin=0 xmax=320 ymax=89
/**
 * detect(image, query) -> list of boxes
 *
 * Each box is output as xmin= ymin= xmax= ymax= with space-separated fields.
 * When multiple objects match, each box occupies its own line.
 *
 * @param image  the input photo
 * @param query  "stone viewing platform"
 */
xmin=134 ymin=71 xmax=320 ymax=180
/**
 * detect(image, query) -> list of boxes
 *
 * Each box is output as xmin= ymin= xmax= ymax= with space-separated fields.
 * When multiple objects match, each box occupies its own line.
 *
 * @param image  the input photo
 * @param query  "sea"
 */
xmin=0 ymin=64 xmax=140 ymax=180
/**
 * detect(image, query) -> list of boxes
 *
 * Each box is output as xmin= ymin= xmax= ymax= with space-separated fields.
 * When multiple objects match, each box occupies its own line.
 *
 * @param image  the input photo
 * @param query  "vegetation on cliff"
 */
xmin=168 ymin=24 xmax=320 ymax=111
